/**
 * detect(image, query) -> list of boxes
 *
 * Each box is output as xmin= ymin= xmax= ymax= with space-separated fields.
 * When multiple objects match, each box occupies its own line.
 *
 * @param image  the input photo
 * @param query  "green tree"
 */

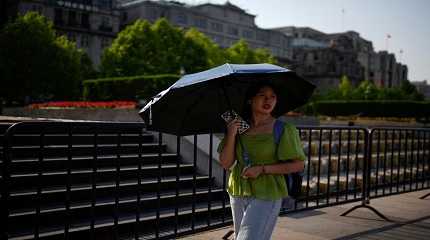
xmin=338 ymin=75 xmax=352 ymax=99
xmin=352 ymin=80 xmax=378 ymax=100
xmin=377 ymin=87 xmax=405 ymax=100
xmin=225 ymin=39 xmax=277 ymax=64
xmin=184 ymin=28 xmax=225 ymax=67
xmin=100 ymin=20 xmax=155 ymax=77
xmin=80 ymin=51 xmax=98 ymax=79
xmin=0 ymin=12 xmax=87 ymax=104
xmin=253 ymin=48 xmax=277 ymax=64
xmin=400 ymin=80 xmax=424 ymax=101
xmin=100 ymin=18 xmax=209 ymax=77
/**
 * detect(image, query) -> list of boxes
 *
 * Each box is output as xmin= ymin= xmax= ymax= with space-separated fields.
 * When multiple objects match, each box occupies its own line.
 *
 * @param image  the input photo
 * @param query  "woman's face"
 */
xmin=250 ymin=86 xmax=277 ymax=115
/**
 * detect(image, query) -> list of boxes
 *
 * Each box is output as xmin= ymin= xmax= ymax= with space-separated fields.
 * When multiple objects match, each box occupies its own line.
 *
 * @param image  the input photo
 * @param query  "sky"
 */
xmin=179 ymin=0 xmax=430 ymax=82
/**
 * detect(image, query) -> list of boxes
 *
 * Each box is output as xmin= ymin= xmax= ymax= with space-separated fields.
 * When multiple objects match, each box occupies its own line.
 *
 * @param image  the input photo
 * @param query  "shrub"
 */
xmin=307 ymin=100 xmax=430 ymax=118
xmin=82 ymin=74 xmax=179 ymax=101
xmin=29 ymin=101 xmax=137 ymax=109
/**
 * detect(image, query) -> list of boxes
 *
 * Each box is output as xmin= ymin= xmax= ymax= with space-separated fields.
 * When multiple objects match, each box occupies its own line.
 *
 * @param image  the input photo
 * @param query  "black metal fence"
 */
xmin=1 ymin=122 xmax=429 ymax=239
xmin=286 ymin=126 xmax=369 ymax=212
xmin=368 ymin=128 xmax=430 ymax=198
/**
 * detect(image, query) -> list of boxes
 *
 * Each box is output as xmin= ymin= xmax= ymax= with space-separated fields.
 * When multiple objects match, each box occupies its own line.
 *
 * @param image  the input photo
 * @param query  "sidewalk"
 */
xmin=180 ymin=190 xmax=430 ymax=240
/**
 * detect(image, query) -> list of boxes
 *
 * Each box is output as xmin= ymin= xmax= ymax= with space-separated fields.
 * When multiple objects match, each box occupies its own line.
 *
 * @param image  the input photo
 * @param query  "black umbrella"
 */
xmin=139 ymin=63 xmax=315 ymax=136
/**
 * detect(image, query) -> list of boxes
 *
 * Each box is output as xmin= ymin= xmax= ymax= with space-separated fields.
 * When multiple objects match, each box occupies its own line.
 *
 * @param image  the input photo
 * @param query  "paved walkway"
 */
xmin=180 ymin=190 xmax=430 ymax=240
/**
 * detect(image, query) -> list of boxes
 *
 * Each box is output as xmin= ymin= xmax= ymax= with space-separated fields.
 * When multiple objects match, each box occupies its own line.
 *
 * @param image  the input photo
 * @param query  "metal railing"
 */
xmin=1 ymin=121 xmax=429 ymax=239
xmin=282 ymin=126 xmax=369 ymax=213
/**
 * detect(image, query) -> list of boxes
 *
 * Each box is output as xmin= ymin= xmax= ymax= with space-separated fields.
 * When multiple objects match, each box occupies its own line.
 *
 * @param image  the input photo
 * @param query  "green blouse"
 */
xmin=217 ymin=122 xmax=306 ymax=201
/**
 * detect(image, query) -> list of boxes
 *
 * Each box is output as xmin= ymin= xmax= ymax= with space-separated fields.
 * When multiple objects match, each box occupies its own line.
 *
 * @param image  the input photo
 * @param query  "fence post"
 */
xmin=1 ymin=123 xmax=23 ymax=239
xmin=1 ymin=125 xmax=12 ymax=239
xmin=340 ymin=128 xmax=390 ymax=221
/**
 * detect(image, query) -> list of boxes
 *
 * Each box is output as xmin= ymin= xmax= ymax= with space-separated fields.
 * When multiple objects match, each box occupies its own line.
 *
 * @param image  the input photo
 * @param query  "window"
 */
xmin=242 ymin=29 xmax=254 ymax=39
xmin=227 ymin=26 xmax=238 ymax=36
xmin=176 ymin=13 xmax=187 ymax=24
xmin=101 ymin=16 xmax=110 ymax=27
xmin=194 ymin=18 xmax=207 ymax=29
xmin=99 ymin=16 xmax=112 ymax=32
xmin=81 ymin=35 xmax=90 ymax=47
xmin=122 ymin=12 xmax=128 ymax=22
xmin=101 ymin=37 xmax=110 ymax=49
xmin=272 ymin=35 xmax=280 ymax=44
xmin=67 ymin=32 xmax=77 ymax=43
xmin=98 ymin=0 xmax=112 ymax=9
xmin=257 ymin=31 xmax=267 ymax=41
xmin=211 ymin=22 xmax=223 ymax=32
xmin=32 ymin=4 xmax=43 ymax=14
xmin=54 ymin=8 xmax=63 ymax=25
xmin=68 ymin=11 xmax=77 ymax=26
xmin=149 ymin=9 xmax=158 ymax=20
xmin=81 ymin=13 xmax=90 ymax=28
xmin=212 ymin=35 xmax=223 ymax=45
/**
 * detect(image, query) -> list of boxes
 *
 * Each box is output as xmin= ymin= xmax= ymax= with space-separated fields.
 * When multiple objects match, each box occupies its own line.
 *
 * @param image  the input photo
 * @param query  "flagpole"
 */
xmin=385 ymin=34 xmax=391 ymax=52
xmin=399 ymin=49 xmax=403 ymax=62
xmin=341 ymin=8 xmax=345 ymax=32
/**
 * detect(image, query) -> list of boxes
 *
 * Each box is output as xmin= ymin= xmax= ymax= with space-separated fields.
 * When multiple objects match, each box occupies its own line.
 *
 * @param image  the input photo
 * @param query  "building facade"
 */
xmin=274 ymin=26 xmax=408 ymax=90
xmin=412 ymin=80 xmax=430 ymax=100
xmin=17 ymin=0 xmax=120 ymax=66
xmin=118 ymin=0 xmax=292 ymax=60
xmin=10 ymin=0 xmax=410 ymax=91
xmin=0 ymin=0 xmax=20 ymax=29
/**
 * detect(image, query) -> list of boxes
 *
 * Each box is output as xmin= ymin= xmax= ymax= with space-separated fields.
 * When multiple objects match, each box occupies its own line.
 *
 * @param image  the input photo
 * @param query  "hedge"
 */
xmin=82 ymin=74 xmax=180 ymax=101
xmin=306 ymin=100 xmax=430 ymax=118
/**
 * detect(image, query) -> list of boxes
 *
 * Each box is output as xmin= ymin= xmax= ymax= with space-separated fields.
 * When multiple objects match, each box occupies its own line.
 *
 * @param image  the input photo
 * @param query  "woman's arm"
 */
xmin=262 ymin=160 xmax=304 ymax=175
xmin=219 ymin=119 xmax=241 ymax=170
xmin=241 ymin=160 xmax=304 ymax=178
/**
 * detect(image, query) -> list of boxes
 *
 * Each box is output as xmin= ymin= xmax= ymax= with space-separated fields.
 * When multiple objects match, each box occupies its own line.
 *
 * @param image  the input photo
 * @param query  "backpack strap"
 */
xmin=273 ymin=120 xmax=303 ymax=199
xmin=273 ymin=119 xmax=285 ymax=147
xmin=238 ymin=135 xmax=251 ymax=167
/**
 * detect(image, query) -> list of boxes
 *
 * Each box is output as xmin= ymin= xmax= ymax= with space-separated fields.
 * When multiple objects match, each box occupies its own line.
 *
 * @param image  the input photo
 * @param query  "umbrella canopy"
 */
xmin=139 ymin=63 xmax=315 ymax=136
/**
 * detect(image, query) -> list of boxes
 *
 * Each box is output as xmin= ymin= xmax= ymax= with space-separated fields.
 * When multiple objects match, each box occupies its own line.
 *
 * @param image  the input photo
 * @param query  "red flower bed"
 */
xmin=29 ymin=101 xmax=137 ymax=109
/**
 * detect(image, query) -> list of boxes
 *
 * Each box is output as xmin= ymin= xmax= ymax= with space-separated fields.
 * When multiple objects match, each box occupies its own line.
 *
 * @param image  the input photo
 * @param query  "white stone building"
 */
xmin=18 ymin=0 xmax=121 ymax=66
xmin=118 ymin=0 xmax=292 ymax=60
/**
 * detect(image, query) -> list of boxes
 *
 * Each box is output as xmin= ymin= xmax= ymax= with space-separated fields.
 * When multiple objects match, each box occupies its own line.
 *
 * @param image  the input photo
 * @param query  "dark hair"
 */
xmin=242 ymin=81 xmax=278 ymax=121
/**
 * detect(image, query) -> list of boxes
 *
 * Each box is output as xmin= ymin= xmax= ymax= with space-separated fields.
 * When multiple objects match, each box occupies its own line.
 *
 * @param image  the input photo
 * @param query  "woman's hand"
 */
xmin=241 ymin=165 xmax=263 ymax=179
xmin=227 ymin=119 xmax=241 ymax=137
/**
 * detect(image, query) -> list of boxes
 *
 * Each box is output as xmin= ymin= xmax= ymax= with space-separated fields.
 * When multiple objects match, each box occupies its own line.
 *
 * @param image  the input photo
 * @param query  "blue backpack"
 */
xmin=273 ymin=120 xmax=304 ymax=200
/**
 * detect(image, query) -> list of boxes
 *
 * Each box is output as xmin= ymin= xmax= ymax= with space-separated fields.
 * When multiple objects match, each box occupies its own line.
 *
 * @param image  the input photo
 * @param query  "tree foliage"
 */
xmin=101 ymin=20 xmax=278 ymax=77
xmin=100 ymin=19 xmax=209 ymax=77
xmin=0 ymin=12 xmax=89 ymax=104
xmin=224 ymin=39 xmax=277 ymax=64
xmin=315 ymin=76 xmax=425 ymax=101
xmin=184 ymin=28 xmax=225 ymax=67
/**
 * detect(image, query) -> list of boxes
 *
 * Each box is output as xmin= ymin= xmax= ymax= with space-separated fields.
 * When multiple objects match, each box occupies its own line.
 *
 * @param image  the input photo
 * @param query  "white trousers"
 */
xmin=230 ymin=196 xmax=282 ymax=240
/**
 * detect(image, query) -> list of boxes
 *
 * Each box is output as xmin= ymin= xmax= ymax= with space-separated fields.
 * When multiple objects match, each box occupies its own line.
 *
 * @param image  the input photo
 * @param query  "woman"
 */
xmin=218 ymin=82 xmax=306 ymax=240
